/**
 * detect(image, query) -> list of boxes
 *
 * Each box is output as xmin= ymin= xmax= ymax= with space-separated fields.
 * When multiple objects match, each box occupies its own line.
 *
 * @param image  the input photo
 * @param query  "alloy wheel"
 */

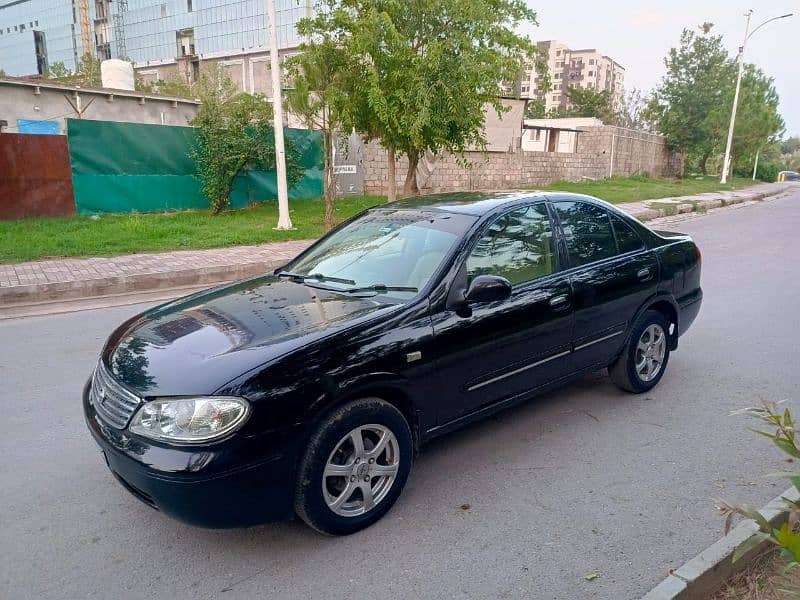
xmin=635 ymin=324 xmax=666 ymax=382
xmin=322 ymin=424 xmax=400 ymax=517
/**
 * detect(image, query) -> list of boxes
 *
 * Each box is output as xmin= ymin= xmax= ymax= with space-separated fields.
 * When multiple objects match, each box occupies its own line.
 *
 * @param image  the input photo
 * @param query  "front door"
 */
xmin=551 ymin=199 xmax=659 ymax=368
xmin=429 ymin=202 xmax=575 ymax=425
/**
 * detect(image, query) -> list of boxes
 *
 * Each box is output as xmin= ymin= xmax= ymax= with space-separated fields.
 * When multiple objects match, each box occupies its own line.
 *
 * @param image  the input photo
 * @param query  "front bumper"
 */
xmin=83 ymin=380 xmax=298 ymax=528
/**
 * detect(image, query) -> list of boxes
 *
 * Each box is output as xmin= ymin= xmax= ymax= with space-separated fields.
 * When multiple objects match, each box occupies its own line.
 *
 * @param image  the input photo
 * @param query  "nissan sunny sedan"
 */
xmin=84 ymin=191 xmax=702 ymax=535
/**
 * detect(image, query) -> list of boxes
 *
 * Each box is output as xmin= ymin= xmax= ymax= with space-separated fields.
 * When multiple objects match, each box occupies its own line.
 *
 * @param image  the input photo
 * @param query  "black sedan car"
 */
xmin=84 ymin=191 xmax=702 ymax=535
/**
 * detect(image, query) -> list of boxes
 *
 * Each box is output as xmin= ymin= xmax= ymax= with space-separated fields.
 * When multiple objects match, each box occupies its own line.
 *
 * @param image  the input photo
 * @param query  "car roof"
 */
xmin=384 ymin=191 xmax=550 ymax=216
xmin=382 ymin=190 xmax=609 ymax=216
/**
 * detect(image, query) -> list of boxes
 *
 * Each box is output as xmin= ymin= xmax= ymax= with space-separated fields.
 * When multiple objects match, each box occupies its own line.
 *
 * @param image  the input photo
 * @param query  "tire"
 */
xmin=609 ymin=309 xmax=672 ymax=393
xmin=294 ymin=397 xmax=413 ymax=535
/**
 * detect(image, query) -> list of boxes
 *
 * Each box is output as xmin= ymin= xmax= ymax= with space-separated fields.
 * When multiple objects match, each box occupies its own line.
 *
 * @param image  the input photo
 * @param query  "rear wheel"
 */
xmin=610 ymin=310 xmax=671 ymax=393
xmin=295 ymin=398 xmax=413 ymax=535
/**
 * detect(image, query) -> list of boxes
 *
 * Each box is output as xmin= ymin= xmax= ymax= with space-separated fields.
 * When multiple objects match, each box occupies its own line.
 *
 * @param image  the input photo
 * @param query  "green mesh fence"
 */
xmin=67 ymin=119 xmax=323 ymax=214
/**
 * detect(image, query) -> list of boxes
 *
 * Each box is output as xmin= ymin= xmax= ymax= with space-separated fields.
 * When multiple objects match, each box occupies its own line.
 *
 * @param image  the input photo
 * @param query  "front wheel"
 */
xmin=295 ymin=398 xmax=413 ymax=535
xmin=610 ymin=310 xmax=671 ymax=393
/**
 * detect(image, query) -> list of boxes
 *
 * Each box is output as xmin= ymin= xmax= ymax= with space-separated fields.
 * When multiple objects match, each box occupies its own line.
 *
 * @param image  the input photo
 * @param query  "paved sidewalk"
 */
xmin=0 ymin=181 xmax=795 ymax=310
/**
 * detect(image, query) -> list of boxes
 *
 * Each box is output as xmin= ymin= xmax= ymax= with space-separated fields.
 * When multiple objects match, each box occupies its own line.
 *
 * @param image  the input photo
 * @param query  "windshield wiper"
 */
xmin=341 ymin=284 xmax=419 ymax=294
xmin=276 ymin=271 xmax=356 ymax=285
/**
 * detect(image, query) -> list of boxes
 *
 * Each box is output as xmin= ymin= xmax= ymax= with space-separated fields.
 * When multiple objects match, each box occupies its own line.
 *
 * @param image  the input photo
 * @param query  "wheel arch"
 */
xmin=634 ymin=294 xmax=680 ymax=350
xmin=302 ymin=375 xmax=423 ymax=455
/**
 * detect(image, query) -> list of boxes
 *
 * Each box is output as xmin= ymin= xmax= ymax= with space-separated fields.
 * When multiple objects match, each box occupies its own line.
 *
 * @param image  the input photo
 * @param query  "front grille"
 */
xmin=91 ymin=361 xmax=142 ymax=429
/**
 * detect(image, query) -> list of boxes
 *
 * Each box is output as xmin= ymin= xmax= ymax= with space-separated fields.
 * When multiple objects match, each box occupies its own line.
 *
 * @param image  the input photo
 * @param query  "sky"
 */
xmin=520 ymin=0 xmax=799 ymax=138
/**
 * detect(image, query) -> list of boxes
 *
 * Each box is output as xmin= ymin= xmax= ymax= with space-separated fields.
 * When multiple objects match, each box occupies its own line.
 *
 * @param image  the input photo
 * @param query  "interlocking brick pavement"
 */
xmin=0 ymin=240 xmax=313 ymax=289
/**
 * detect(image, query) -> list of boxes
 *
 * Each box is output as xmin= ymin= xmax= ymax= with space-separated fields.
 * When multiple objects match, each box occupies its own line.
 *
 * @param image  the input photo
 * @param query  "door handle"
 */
xmin=637 ymin=267 xmax=653 ymax=281
xmin=549 ymin=294 xmax=569 ymax=309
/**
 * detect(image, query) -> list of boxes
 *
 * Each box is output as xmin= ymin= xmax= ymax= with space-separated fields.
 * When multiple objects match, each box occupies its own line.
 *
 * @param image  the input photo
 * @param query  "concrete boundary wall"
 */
xmin=361 ymin=126 xmax=681 ymax=195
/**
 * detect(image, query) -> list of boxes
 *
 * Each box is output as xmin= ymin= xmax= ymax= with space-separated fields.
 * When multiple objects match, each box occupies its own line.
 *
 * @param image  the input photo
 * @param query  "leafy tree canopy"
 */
xmin=298 ymin=0 xmax=539 ymax=195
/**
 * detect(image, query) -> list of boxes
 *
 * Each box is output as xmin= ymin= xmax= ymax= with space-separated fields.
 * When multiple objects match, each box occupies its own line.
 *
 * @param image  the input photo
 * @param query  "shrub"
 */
xmin=717 ymin=402 xmax=800 ymax=568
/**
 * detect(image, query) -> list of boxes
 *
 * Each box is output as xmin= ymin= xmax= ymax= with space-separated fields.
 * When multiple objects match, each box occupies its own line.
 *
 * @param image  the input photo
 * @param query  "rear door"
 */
xmin=550 ymin=198 xmax=659 ymax=369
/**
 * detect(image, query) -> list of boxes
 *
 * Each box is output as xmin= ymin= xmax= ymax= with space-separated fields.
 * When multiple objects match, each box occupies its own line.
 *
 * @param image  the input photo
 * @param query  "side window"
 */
xmin=554 ymin=201 xmax=616 ymax=267
xmin=610 ymin=213 xmax=644 ymax=254
xmin=467 ymin=204 xmax=555 ymax=286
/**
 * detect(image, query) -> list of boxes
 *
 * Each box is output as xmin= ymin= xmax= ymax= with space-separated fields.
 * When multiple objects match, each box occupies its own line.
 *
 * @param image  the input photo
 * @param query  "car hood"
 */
xmin=102 ymin=275 xmax=400 ymax=397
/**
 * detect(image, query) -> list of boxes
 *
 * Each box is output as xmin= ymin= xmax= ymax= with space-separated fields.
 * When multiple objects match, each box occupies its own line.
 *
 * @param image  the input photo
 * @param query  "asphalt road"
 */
xmin=2 ymin=190 xmax=799 ymax=600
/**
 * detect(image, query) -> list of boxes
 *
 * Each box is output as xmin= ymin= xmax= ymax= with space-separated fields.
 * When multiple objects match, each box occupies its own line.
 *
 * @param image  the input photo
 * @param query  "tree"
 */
xmin=190 ymin=73 xmax=303 ymax=214
xmin=44 ymin=55 xmax=102 ymax=87
xmin=524 ymin=99 xmax=547 ymax=119
xmin=716 ymin=65 xmax=784 ymax=175
xmin=645 ymin=24 xmax=734 ymax=175
xmin=615 ymin=88 xmax=653 ymax=131
xmin=562 ymin=87 xmax=615 ymax=123
xmin=137 ymin=73 xmax=196 ymax=98
xmin=299 ymin=0 xmax=539 ymax=197
xmin=286 ymin=39 xmax=353 ymax=229
xmin=780 ymin=136 xmax=800 ymax=156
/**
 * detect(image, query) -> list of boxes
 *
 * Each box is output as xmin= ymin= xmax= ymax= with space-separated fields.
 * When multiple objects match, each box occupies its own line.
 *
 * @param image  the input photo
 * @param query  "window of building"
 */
xmin=187 ymin=0 xmax=193 ymax=11
xmin=160 ymin=3 xmax=167 ymax=17
xmin=467 ymin=204 xmax=556 ymax=286
xmin=588 ymin=70 xmax=594 ymax=76
xmin=35 ymin=20 xmax=38 ymax=26
xmin=589 ymin=59 xmax=595 ymax=65
xmin=554 ymin=73 xmax=560 ymax=79
xmin=533 ymin=129 xmax=542 ymax=141
xmin=556 ymin=49 xmax=562 ymax=56
xmin=14 ymin=25 xmax=18 ymax=31
xmin=20 ymin=23 xmax=25 ymax=31
xmin=554 ymin=201 xmax=617 ymax=267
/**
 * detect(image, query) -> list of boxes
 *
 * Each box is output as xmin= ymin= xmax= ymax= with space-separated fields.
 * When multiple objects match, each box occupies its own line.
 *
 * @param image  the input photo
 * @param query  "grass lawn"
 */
xmin=1 ymin=175 xmax=762 ymax=264
xmin=542 ymin=175 xmax=756 ymax=204
xmin=0 ymin=196 xmax=386 ymax=264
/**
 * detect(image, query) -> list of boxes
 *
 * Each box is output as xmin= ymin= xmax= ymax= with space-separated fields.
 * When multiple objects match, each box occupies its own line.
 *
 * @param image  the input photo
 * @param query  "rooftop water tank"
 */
xmin=100 ymin=59 xmax=135 ymax=91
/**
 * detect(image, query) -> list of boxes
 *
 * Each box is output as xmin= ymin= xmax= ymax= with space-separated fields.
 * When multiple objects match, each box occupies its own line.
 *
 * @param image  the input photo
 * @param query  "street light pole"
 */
xmin=267 ymin=0 xmax=292 ymax=230
xmin=720 ymin=10 xmax=793 ymax=184
xmin=720 ymin=10 xmax=751 ymax=185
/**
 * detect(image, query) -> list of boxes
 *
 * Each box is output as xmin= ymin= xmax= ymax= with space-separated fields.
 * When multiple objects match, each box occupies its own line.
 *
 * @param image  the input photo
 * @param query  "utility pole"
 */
xmin=720 ymin=10 xmax=751 ymax=185
xmin=720 ymin=10 xmax=793 ymax=184
xmin=266 ymin=0 xmax=292 ymax=230
xmin=752 ymin=149 xmax=759 ymax=181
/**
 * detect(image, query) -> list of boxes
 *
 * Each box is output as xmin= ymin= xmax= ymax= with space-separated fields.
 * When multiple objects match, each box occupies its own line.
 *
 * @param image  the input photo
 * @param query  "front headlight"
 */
xmin=129 ymin=397 xmax=250 ymax=444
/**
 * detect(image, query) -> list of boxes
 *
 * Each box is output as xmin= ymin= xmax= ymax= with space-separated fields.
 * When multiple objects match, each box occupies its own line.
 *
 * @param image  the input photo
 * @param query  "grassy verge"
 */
xmin=0 ymin=196 xmax=386 ymax=264
xmin=711 ymin=547 xmax=799 ymax=599
xmin=542 ymin=175 xmax=756 ymax=204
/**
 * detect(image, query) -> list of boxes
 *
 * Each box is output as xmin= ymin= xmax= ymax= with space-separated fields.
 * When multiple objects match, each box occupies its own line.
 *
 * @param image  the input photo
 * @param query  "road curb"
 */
xmin=641 ymin=486 xmax=800 ymax=600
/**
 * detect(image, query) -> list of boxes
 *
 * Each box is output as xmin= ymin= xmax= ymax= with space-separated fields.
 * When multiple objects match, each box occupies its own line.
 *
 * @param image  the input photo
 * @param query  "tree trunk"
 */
xmin=323 ymin=130 xmax=335 ymax=230
xmin=403 ymin=150 xmax=420 ymax=197
xmin=680 ymin=148 xmax=687 ymax=179
xmin=699 ymin=153 xmax=709 ymax=175
xmin=387 ymin=147 xmax=397 ymax=202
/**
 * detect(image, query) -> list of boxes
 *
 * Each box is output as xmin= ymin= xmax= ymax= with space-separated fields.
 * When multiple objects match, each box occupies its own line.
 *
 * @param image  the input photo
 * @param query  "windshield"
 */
xmin=285 ymin=208 xmax=475 ymax=300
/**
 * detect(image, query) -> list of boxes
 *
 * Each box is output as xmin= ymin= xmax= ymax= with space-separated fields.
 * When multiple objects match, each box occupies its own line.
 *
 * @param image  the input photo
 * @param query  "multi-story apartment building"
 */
xmin=519 ymin=40 xmax=625 ymax=115
xmin=0 ymin=0 xmax=310 ymax=95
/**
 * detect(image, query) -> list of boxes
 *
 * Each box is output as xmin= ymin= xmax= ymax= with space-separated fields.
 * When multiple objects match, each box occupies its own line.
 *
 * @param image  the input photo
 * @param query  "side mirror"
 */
xmin=465 ymin=275 xmax=512 ymax=304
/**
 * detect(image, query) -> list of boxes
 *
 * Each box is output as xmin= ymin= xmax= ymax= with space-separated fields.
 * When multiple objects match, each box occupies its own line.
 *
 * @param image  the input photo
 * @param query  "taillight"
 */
xmin=695 ymin=244 xmax=702 ymax=271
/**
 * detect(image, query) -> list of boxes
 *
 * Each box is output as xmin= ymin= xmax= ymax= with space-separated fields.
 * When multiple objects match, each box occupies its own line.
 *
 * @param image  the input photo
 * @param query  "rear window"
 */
xmin=610 ymin=214 xmax=644 ymax=254
xmin=554 ymin=201 xmax=617 ymax=267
